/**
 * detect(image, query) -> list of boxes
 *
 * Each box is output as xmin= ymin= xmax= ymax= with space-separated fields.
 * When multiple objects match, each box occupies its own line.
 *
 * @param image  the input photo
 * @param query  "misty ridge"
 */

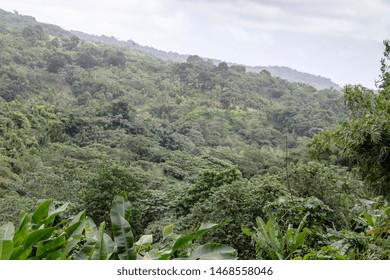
xmin=0 ymin=8 xmax=339 ymax=90
xmin=73 ymin=31 xmax=341 ymax=90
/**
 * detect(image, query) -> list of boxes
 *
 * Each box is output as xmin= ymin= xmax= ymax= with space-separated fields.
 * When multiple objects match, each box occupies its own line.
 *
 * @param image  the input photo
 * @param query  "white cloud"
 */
xmin=177 ymin=0 xmax=390 ymax=41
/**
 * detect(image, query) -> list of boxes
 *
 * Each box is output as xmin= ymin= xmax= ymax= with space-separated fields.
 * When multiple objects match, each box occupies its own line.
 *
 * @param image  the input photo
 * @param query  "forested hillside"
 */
xmin=72 ymin=29 xmax=341 ymax=90
xmin=0 ymin=8 xmax=340 ymax=90
xmin=1 ymin=11 xmax=390 ymax=260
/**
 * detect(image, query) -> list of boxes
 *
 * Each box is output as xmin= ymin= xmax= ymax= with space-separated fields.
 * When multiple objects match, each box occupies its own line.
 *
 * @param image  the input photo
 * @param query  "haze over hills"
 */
xmin=0 ymin=8 xmax=340 ymax=90
xmin=73 ymin=30 xmax=341 ymax=90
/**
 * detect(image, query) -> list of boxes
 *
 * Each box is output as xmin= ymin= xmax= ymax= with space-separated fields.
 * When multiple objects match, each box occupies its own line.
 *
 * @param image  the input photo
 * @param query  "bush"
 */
xmin=81 ymin=165 xmax=140 ymax=228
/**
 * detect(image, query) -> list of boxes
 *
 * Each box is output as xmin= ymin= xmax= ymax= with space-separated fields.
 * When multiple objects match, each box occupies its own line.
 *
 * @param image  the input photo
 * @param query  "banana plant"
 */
xmin=243 ymin=214 xmax=310 ymax=260
xmin=75 ymin=193 xmax=134 ymax=260
xmin=0 ymin=222 xmax=14 ymax=260
xmin=0 ymin=193 xmax=238 ymax=260
xmin=136 ymin=221 xmax=238 ymax=260
xmin=0 ymin=199 xmax=85 ymax=260
xmin=110 ymin=193 xmax=136 ymax=260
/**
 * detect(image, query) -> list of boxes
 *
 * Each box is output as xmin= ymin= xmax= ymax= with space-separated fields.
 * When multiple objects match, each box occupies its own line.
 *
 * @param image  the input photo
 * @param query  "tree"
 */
xmin=312 ymin=40 xmax=390 ymax=195
xmin=47 ymin=53 xmax=69 ymax=73
xmin=21 ymin=25 xmax=45 ymax=46
xmin=82 ymin=166 xmax=140 ymax=227
xmin=76 ymin=51 xmax=99 ymax=69
xmin=63 ymin=35 xmax=80 ymax=50
xmin=107 ymin=52 xmax=126 ymax=68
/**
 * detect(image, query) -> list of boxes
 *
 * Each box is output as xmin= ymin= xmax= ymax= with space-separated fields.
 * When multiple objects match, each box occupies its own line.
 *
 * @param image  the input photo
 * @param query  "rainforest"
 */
xmin=0 ymin=9 xmax=390 ymax=260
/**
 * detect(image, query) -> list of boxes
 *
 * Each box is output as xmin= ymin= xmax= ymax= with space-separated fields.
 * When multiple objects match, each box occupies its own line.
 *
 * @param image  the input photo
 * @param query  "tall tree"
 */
xmin=312 ymin=40 xmax=390 ymax=195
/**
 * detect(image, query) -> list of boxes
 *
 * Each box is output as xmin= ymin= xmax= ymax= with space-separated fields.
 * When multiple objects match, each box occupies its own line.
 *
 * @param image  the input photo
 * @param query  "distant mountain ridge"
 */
xmin=72 ymin=31 xmax=341 ymax=90
xmin=245 ymin=66 xmax=341 ymax=90
xmin=0 ymin=8 xmax=340 ymax=90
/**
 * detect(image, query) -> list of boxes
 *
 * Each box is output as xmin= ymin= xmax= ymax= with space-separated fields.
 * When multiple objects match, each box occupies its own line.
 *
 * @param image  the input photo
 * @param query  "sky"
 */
xmin=1 ymin=0 xmax=390 ymax=88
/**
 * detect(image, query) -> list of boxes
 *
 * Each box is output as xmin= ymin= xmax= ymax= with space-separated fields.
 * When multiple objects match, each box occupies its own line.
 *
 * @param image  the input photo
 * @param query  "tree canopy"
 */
xmin=312 ymin=40 xmax=390 ymax=195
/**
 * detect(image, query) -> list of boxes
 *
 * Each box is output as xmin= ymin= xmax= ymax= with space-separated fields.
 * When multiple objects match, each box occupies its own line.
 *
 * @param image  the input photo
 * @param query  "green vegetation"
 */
xmin=0 ymin=10 xmax=389 ymax=260
xmin=0 ymin=193 xmax=236 ymax=260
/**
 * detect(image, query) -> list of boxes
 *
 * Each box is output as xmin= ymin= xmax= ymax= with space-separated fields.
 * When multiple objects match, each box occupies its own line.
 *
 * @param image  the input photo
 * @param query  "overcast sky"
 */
xmin=2 ymin=0 xmax=390 ymax=88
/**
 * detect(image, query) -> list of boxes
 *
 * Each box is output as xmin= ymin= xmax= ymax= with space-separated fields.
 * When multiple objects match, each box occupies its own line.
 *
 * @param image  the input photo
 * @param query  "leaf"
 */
xmin=171 ymin=234 xmax=194 ymax=253
xmin=34 ymin=235 xmax=67 ymax=259
xmin=162 ymin=224 xmax=174 ymax=240
xmin=104 ymin=233 xmax=116 ymax=260
xmin=31 ymin=200 xmax=52 ymax=227
xmin=171 ymin=221 xmax=230 ymax=254
xmin=18 ymin=213 xmax=29 ymax=229
xmin=91 ymin=223 xmax=109 ymax=260
xmin=142 ymin=249 xmax=160 ymax=260
xmin=44 ymin=202 xmax=69 ymax=227
xmin=46 ymin=249 xmax=62 ymax=260
xmin=12 ymin=214 xmax=29 ymax=248
xmin=84 ymin=217 xmax=97 ymax=239
xmin=61 ymin=215 xmax=86 ymax=259
xmin=193 ymin=221 xmax=230 ymax=240
xmin=10 ymin=245 xmax=32 ymax=260
xmin=59 ymin=211 xmax=87 ymax=259
xmin=136 ymin=235 xmax=153 ymax=246
xmin=0 ymin=241 xmax=13 ymax=260
xmin=69 ymin=210 xmax=86 ymax=226
xmin=12 ymin=223 xmax=29 ymax=248
xmin=61 ymin=232 xmax=83 ymax=259
xmin=250 ymin=216 xmax=286 ymax=260
xmin=74 ymin=238 xmax=96 ymax=260
xmin=24 ymin=227 xmax=55 ymax=249
xmin=266 ymin=219 xmax=281 ymax=252
xmin=157 ymin=249 xmax=173 ymax=260
xmin=48 ymin=202 xmax=69 ymax=218
xmin=110 ymin=194 xmax=136 ymax=260
xmin=188 ymin=243 xmax=238 ymax=260
xmin=241 ymin=227 xmax=253 ymax=237
xmin=112 ymin=192 xmax=131 ymax=221
xmin=0 ymin=222 xmax=15 ymax=260
xmin=0 ymin=222 xmax=14 ymax=242
xmin=363 ymin=212 xmax=375 ymax=227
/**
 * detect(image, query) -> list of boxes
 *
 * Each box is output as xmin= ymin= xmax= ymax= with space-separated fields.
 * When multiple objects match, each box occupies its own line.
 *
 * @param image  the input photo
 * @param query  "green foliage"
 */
xmin=0 ymin=199 xmax=83 ymax=260
xmin=136 ymin=221 xmax=237 ymax=260
xmin=243 ymin=214 xmax=310 ymax=260
xmin=110 ymin=193 xmax=136 ymax=260
xmin=81 ymin=165 xmax=140 ymax=227
xmin=177 ymin=172 xmax=286 ymax=259
xmin=0 ymin=195 xmax=236 ymax=260
xmin=0 ymin=222 xmax=14 ymax=259
xmin=46 ymin=52 xmax=70 ymax=73
xmin=264 ymin=196 xmax=333 ymax=230
xmin=0 ymin=189 xmax=37 ymax=220
xmin=288 ymin=161 xmax=363 ymax=228
xmin=312 ymin=41 xmax=390 ymax=195
xmin=303 ymin=197 xmax=390 ymax=260
xmin=179 ymin=167 xmax=242 ymax=214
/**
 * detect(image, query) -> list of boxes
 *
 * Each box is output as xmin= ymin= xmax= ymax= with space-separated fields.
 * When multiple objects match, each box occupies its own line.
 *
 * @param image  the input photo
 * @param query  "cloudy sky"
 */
xmin=1 ymin=0 xmax=390 ymax=88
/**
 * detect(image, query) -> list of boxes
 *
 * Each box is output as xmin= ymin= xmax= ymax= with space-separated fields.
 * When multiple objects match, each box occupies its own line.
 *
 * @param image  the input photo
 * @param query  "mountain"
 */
xmin=71 ymin=30 xmax=341 ymax=90
xmin=0 ymin=8 xmax=340 ymax=90
xmin=71 ymin=30 xmax=189 ymax=63
xmin=246 ymin=65 xmax=341 ymax=90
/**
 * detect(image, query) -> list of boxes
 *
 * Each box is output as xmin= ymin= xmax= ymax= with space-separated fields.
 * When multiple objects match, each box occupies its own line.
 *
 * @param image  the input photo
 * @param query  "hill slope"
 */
xmin=72 ymin=30 xmax=341 ymax=90
xmin=0 ymin=8 xmax=341 ymax=90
